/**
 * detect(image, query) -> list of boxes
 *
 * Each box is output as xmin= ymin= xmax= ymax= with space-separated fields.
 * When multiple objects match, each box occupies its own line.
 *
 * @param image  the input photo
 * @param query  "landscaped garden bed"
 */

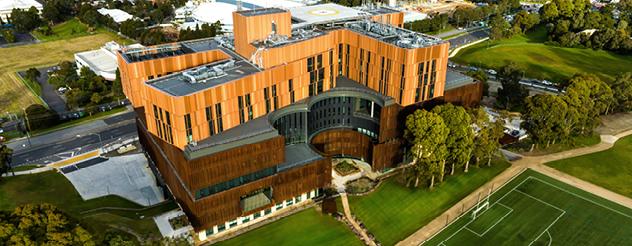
xmin=334 ymin=160 xmax=360 ymax=176
xmin=346 ymin=177 xmax=376 ymax=194
xmin=168 ymin=215 xmax=190 ymax=230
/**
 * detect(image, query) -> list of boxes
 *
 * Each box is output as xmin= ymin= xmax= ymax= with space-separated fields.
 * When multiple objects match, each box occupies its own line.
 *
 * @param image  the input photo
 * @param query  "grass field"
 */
xmin=505 ymin=134 xmax=600 ymax=156
xmin=424 ymin=169 xmax=632 ymax=246
xmin=214 ymin=208 xmax=362 ymax=246
xmin=0 ymin=171 xmax=176 ymax=243
xmin=347 ymin=159 xmax=510 ymax=246
xmin=547 ymin=135 xmax=632 ymax=198
xmin=452 ymin=27 xmax=632 ymax=83
xmin=32 ymin=18 xmax=91 ymax=42
xmin=0 ymin=20 xmax=132 ymax=114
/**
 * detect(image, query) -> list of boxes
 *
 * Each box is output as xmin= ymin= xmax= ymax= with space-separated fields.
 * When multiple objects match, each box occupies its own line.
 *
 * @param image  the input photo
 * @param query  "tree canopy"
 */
xmin=611 ymin=72 xmax=632 ymax=112
xmin=432 ymin=104 xmax=475 ymax=175
xmin=0 ymin=204 xmax=95 ymax=246
xmin=496 ymin=62 xmax=528 ymax=110
xmin=404 ymin=109 xmax=449 ymax=188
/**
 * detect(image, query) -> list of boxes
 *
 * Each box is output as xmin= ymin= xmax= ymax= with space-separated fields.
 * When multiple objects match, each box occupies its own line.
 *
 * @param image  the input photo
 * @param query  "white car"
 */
xmin=0 ymin=128 xmax=3 ymax=134
xmin=541 ymin=80 xmax=553 ymax=85
xmin=487 ymin=69 xmax=497 ymax=75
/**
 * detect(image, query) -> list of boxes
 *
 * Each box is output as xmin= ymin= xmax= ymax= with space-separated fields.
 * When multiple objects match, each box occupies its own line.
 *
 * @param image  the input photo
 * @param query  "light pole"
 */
xmin=22 ymin=108 xmax=32 ymax=148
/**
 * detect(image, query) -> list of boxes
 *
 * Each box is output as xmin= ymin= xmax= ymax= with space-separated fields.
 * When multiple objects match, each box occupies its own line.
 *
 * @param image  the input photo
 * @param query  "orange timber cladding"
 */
xmin=117 ymin=8 xmax=449 ymax=233
xmin=118 ymin=33 xmax=448 ymax=150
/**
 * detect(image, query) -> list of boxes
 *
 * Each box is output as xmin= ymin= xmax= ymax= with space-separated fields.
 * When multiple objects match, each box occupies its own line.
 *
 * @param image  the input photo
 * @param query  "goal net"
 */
xmin=471 ymin=200 xmax=490 ymax=220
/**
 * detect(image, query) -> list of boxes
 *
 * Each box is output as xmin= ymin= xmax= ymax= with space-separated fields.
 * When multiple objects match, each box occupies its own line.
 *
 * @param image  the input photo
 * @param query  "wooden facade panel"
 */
xmin=372 ymin=139 xmax=403 ymax=171
xmin=138 ymin=118 xmax=330 ymax=230
xmin=120 ymin=10 xmax=449 ymax=150
xmin=443 ymin=81 xmax=483 ymax=107
xmin=378 ymin=104 xmax=402 ymax=142
xmin=310 ymin=129 xmax=373 ymax=163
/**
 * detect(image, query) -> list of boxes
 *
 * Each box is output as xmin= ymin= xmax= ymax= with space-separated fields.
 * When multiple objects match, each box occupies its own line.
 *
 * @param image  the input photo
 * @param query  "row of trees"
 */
xmin=0 ymin=204 xmax=94 ymax=245
xmin=540 ymin=0 xmax=632 ymax=53
xmin=490 ymin=10 xmax=540 ymax=40
xmin=404 ymin=104 xmax=504 ymax=188
xmin=406 ymin=0 xmax=520 ymax=34
xmin=47 ymin=61 xmax=124 ymax=109
xmin=178 ymin=22 xmax=223 ymax=42
xmin=522 ymin=73 xmax=632 ymax=148
xmin=0 ymin=203 xmax=191 ymax=245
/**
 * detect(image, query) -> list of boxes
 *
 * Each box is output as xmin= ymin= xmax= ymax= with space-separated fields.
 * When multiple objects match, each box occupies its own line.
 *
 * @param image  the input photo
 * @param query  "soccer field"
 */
xmin=424 ymin=169 xmax=632 ymax=246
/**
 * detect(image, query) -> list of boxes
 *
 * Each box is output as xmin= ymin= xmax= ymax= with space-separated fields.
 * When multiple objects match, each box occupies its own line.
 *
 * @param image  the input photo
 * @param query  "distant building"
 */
xmin=97 ymin=8 xmax=133 ymax=24
xmin=0 ymin=0 xmax=43 ymax=22
xmin=520 ymin=3 xmax=543 ymax=13
xmin=176 ymin=0 xmax=305 ymax=32
xmin=75 ymin=41 xmax=143 ymax=81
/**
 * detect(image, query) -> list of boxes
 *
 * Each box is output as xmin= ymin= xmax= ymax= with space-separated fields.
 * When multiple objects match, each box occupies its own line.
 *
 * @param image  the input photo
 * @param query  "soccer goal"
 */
xmin=471 ymin=191 xmax=492 ymax=220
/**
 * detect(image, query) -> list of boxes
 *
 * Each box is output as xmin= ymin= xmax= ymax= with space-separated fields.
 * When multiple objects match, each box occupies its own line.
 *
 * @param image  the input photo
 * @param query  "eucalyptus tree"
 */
xmin=404 ymin=110 xmax=449 ymax=189
xmin=432 ymin=104 xmax=475 ymax=175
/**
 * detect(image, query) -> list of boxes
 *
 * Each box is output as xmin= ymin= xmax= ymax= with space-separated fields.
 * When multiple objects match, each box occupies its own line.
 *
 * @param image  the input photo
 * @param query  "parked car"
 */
xmin=487 ymin=69 xmax=497 ymax=75
xmin=541 ymin=80 xmax=553 ymax=86
xmin=0 ymin=128 xmax=4 ymax=134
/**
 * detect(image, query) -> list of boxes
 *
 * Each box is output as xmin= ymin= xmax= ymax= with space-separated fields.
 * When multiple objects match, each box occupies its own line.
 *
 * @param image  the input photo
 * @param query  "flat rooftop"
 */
xmin=236 ymin=7 xmax=287 ymax=17
xmin=147 ymin=53 xmax=260 ymax=96
xmin=344 ymin=20 xmax=443 ymax=49
xmin=445 ymin=70 xmax=476 ymax=90
xmin=75 ymin=49 xmax=117 ymax=74
xmin=185 ymin=116 xmax=278 ymax=159
xmin=289 ymin=3 xmax=370 ymax=25
xmin=278 ymin=144 xmax=324 ymax=171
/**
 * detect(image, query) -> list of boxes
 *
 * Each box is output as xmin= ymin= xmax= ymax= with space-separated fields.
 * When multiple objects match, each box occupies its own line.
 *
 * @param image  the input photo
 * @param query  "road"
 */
xmin=446 ymin=28 xmax=490 ymax=49
xmin=9 ymin=111 xmax=138 ymax=166
xmin=18 ymin=66 xmax=68 ymax=114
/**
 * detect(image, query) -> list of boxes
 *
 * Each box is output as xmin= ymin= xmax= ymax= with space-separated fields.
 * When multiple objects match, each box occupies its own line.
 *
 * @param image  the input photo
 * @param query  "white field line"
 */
xmin=528 ymin=176 xmax=632 ymax=220
xmin=512 ymin=189 xmax=565 ymax=213
xmin=546 ymin=230 xmax=552 ymax=246
xmin=528 ymin=210 xmax=565 ymax=246
xmin=465 ymin=203 xmax=514 ymax=237
xmin=511 ymin=188 xmax=566 ymax=246
xmin=433 ymin=169 xmax=529 ymax=245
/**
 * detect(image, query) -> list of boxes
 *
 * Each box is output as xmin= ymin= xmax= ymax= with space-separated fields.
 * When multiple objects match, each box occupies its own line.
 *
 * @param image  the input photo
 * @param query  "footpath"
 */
xmin=397 ymin=113 xmax=632 ymax=246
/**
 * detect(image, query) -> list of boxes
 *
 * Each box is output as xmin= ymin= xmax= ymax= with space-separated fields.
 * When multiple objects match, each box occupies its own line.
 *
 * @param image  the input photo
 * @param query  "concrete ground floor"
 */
xmin=63 ymin=153 xmax=165 ymax=206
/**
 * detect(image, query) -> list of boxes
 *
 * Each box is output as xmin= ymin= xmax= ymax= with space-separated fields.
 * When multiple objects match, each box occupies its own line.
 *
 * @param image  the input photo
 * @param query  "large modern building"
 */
xmin=0 ymin=0 xmax=43 ymax=22
xmin=116 ymin=3 xmax=480 ymax=243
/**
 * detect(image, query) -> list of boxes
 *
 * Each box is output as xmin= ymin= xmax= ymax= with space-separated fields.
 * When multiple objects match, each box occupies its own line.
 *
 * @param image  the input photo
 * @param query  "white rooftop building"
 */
xmin=0 ymin=0 xmax=43 ymax=22
xmin=75 ymin=41 xmax=143 ymax=81
xmin=97 ymin=8 xmax=133 ymax=23
xmin=177 ymin=0 xmax=305 ymax=32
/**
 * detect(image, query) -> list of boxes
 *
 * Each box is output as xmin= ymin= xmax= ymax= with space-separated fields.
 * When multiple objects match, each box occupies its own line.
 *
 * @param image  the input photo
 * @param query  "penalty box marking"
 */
xmin=465 ymin=203 xmax=514 ymax=237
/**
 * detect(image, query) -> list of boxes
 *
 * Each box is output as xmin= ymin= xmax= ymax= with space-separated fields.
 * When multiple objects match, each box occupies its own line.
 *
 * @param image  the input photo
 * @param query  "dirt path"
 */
xmin=396 ymin=127 xmax=632 ymax=246
xmin=340 ymin=193 xmax=376 ymax=246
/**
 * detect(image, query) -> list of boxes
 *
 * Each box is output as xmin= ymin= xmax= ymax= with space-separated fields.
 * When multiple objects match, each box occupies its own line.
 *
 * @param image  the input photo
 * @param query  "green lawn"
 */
xmin=505 ymin=134 xmax=600 ymax=156
xmin=452 ymin=26 xmax=632 ymax=83
xmin=10 ymin=164 xmax=40 ymax=172
xmin=215 ymin=208 xmax=362 ymax=246
xmin=0 ymin=171 xmax=176 ymax=243
xmin=32 ymin=18 xmax=133 ymax=44
xmin=547 ymin=135 xmax=632 ymax=198
xmin=424 ymin=169 xmax=632 ymax=245
xmin=1 ymin=21 xmax=132 ymax=114
xmin=347 ymin=159 xmax=511 ymax=246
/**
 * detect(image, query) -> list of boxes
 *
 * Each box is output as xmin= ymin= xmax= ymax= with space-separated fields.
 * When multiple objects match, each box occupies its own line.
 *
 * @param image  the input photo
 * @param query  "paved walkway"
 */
xmin=397 ymin=128 xmax=632 ymax=246
xmin=340 ymin=193 xmax=376 ymax=246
